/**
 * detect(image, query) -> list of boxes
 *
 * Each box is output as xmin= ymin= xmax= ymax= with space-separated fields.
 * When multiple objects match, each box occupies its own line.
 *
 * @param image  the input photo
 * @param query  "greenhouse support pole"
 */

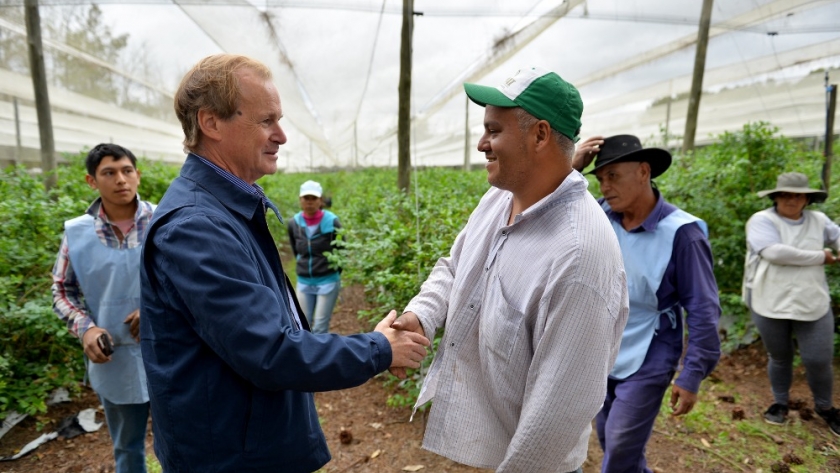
xmin=664 ymin=95 xmax=672 ymax=150
xmin=463 ymin=95 xmax=470 ymax=172
xmin=682 ymin=0 xmax=713 ymax=154
xmin=24 ymin=0 xmax=56 ymax=189
xmin=13 ymin=97 xmax=22 ymax=166
xmin=823 ymin=75 xmax=836 ymax=194
xmin=397 ymin=0 xmax=414 ymax=192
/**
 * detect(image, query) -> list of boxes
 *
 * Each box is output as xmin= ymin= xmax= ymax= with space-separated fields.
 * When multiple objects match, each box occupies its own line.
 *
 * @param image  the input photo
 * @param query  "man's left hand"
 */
xmin=670 ymin=384 xmax=697 ymax=416
xmin=571 ymin=135 xmax=604 ymax=172
xmin=124 ymin=309 xmax=140 ymax=342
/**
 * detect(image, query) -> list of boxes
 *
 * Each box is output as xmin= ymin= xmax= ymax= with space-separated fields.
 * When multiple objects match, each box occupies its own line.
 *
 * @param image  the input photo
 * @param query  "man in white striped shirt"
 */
xmin=393 ymin=67 xmax=629 ymax=473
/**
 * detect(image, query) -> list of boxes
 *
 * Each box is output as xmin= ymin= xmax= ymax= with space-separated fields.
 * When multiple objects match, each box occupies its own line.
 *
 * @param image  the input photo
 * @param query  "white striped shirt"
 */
xmin=406 ymin=171 xmax=629 ymax=472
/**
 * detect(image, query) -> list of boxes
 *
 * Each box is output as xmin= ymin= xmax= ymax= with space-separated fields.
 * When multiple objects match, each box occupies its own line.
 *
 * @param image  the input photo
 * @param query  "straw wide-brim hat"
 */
xmin=586 ymin=135 xmax=672 ymax=179
xmin=757 ymin=172 xmax=827 ymax=203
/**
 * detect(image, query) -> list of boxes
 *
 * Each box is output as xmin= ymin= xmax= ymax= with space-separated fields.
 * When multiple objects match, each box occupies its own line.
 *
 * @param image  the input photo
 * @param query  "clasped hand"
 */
xmin=374 ymin=310 xmax=430 ymax=379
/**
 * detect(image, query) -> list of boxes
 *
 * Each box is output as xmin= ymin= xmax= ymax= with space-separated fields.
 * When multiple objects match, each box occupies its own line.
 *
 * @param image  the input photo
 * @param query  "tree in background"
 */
xmin=0 ymin=1 xmax=28 ymax=73
xmin=0 ymin=3 xmax=172 ymax=119
xmin=50 ymin=4 xmax=127 ymax=103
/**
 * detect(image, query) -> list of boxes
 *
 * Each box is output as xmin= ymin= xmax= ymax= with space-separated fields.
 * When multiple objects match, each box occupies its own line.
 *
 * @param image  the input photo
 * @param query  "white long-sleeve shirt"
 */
xmin=405 ymin=171 xmax=629 ymax=472
xmin=745 ymin=207 xmax=840 ymax=320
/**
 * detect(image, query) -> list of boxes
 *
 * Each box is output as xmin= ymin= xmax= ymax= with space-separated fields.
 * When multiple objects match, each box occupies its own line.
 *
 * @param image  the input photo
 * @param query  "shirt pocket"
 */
xmin=480 ymin=276 xmax=526 ymax=362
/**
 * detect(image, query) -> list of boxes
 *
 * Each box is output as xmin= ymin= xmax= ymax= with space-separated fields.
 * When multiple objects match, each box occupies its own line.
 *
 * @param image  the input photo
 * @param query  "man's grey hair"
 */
xmin=514 ymin=108 xmax=575 ymax=160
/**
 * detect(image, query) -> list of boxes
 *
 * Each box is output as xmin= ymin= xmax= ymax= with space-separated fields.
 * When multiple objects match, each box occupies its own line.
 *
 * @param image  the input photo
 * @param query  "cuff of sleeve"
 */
xmin=76 ymin=318 xmax=97 ymax=342
xmin=370 ymin=331 xmax=392 ymax=372
xmin=404 ymin=306 xmax=434 ymax=341
xmin=674 ymin=371 xmax=703 ymax=394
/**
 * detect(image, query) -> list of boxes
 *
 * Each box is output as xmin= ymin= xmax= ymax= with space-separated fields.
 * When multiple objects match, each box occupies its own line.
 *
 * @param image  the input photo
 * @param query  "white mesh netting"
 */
xmin=1 ymin=0 xmax=839 ymax=169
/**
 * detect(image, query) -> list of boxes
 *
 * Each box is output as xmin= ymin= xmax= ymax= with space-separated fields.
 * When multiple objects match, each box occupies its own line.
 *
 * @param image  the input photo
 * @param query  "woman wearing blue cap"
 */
xmin=287 ymin=180 xmax=342 ymax=334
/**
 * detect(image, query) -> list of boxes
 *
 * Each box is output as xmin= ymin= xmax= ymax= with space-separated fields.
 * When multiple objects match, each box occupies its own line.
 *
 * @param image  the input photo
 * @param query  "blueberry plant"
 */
xmin=3 ymin=123 xmax=838 ymax=416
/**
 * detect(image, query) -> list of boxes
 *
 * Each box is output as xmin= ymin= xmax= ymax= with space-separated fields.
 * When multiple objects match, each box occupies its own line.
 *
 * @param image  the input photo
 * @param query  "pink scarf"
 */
xmin=303 ymin=210 xmax=324 ymax=226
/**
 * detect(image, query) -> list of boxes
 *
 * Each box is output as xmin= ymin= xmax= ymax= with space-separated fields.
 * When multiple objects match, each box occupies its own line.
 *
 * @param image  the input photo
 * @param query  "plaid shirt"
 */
xmin=51 ymin=196 xmax=155 ymax=338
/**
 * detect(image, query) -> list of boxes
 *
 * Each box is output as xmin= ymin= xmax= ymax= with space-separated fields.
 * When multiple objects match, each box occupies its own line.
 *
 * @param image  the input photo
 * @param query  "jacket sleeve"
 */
xmin=672 ymin=223 xmax=722 ymax=394
xmin=287 ymin=219 xmax=299 ymax=257
xmin=147 ymin=212 xmax=392 ymax=392
xmin=331 ymin=217 xmax=343 ymax=250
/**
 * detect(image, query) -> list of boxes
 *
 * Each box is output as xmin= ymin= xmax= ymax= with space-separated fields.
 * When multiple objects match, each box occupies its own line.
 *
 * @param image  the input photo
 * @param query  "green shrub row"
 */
xmin=0 ymin=153 xmax=179 ymax=419
xmin=2 ymin=122 xmax=838 ymax=416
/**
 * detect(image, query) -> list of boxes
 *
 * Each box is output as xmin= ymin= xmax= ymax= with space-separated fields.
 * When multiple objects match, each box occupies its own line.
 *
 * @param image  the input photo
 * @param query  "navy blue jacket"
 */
xmin=140 ymin=155 xmax=392 ymax=473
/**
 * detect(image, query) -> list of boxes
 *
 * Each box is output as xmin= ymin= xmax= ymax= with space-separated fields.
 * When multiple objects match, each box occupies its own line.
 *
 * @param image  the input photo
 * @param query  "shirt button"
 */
xmin=485 ymin=267 xmax=489 ymax=272
xmin=450 ymin=342 xmax=455 ymax=347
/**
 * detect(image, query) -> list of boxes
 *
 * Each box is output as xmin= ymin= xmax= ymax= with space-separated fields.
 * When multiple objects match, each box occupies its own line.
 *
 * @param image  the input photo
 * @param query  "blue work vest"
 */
xmin=604 ymin=202 xmax=707 ymax=379
xmin=65 ymin=215 xmax=149 ymax=404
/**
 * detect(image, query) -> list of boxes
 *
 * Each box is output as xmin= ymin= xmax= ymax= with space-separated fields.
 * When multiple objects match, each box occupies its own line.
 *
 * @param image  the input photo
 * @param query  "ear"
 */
xmin=198 ymin=108 xmax=223 ymax=142
xmin=85 ymin=174 xmax=98 ymax=190
xmin=533 ymin=120 xmax=552 ymax=151
xmin=638 ymin=161 xmax=652 ymax=181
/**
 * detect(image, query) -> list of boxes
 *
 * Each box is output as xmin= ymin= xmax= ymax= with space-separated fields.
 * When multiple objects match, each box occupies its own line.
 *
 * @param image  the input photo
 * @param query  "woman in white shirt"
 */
xmin=743 ymin=172 xmax=839 ymax=436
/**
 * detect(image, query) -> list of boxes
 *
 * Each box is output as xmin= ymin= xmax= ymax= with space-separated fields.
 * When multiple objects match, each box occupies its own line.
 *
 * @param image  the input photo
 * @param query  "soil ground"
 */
xmin=2 ymin=285 xmax=839 ymax=473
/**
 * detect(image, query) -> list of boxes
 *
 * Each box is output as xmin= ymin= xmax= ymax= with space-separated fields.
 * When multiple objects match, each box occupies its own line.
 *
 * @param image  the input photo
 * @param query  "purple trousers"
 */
xmin=596 ymin=313 xmax=683 ymax=473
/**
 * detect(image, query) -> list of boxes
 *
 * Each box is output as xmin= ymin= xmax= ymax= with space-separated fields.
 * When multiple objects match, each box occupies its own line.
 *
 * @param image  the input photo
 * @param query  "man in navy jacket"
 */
xmin=140 ymin=54 xmax=429 ymax=473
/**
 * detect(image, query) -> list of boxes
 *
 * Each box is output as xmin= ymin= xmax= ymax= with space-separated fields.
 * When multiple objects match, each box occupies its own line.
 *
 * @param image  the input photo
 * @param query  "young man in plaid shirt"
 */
xmin=51 ymin=143 xmax=155 ymax=473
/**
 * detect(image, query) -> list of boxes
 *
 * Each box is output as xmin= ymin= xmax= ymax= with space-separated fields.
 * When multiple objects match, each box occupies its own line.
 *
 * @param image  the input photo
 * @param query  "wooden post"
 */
xmin=397 ymin=0 xmax=414 ymax=192
xmin=682 ymin=0 xmax=714 ymax=154
xmin=354 ymin=121 xmax=358 ymax=169
xmin=13 ymin=97 xmax=22 ymax=166
xmin=664 ymin=95 xmax=672 ymax=150
xmin=822 ymin=75 xmax=836 ymax=194
xmin=24 ymin=0 xmax=56 ymax=189
xmin=463 ymin=95 xmax=470 ymax=171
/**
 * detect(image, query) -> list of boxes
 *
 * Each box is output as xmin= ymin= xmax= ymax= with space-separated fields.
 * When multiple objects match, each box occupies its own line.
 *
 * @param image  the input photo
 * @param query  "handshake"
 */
xmin=374 ymin=310 xmax=429 ymax=379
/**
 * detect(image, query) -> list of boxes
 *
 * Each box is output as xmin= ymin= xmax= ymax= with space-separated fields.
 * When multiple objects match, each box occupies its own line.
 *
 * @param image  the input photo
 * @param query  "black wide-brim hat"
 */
xmin=587 ymin=134 xmax=672 ymax=179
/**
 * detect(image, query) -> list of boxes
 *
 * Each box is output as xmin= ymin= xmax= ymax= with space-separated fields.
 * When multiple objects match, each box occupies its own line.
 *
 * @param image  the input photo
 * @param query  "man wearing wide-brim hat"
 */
xmin=573 ymin=135 xmax=722 ymax=473
xmin=744 ymin=172 xmax=840 ymax=437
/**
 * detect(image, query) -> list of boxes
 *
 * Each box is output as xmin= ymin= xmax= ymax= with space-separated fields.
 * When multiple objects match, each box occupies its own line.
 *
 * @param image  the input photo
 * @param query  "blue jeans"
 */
xmin=297 ymin=280 xmax=341 ymax=334
xmin=99 ymin=396 xmax=150 ymax=473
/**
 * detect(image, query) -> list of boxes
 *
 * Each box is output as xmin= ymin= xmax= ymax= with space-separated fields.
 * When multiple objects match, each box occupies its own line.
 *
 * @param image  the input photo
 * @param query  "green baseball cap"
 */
xmin=464 ymin=66 xmax=583 ymax=142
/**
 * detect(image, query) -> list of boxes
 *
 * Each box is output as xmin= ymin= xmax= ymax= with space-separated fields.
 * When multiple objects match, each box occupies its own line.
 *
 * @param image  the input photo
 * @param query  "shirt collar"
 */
xmin=604 ymin=188 xmax=667 ymax=232
xmin=190 ymin=153 xmax=283 ymax=223
xmin=510 ymin=170 xmax=589 ymax=224
xmin=85 ymin=194 xmax=148 ymax=223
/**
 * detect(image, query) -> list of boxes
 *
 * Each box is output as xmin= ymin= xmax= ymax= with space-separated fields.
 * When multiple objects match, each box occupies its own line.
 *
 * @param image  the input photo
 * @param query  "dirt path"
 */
xmin=2 ymin=285 xmax=839 ymax=472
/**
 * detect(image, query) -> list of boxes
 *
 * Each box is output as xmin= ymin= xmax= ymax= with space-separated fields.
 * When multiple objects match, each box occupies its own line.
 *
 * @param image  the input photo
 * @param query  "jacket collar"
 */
xmin=180 ymin=154 xmax=265 ymax=221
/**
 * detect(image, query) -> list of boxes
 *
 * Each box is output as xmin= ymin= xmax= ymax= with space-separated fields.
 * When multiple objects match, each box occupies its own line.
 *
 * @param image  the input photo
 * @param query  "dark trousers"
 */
xmin=596 ymin=313 xmax=683 ymax=473
xmin=595 ymin=369 xmax=674 ymax=473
